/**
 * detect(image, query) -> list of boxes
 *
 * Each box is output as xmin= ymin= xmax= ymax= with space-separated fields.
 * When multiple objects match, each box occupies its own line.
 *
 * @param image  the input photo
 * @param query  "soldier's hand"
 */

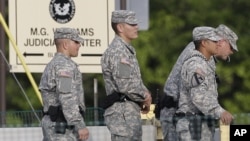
xmin=143 ymin=91 xmax=152 ymax=106
xmin=78 ymin=127 xmax=89 ymax=141
xmin=141 ymin=104 xmax=150 ymax=114
xmin=220 ymin=111 xmax=234 ymax=125
xmin=141 ymin=91 xmax=152 ymax=114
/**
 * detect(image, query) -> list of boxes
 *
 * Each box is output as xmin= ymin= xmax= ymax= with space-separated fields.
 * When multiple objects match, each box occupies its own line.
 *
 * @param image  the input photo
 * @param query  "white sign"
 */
xmin=8 ymin=0 xmax=115 ymax=73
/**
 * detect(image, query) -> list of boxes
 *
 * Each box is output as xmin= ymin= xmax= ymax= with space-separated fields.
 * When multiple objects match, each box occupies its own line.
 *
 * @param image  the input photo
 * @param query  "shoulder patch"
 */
xmin=191 ymin=69 xmax=205 ymax=87
xmin=195 ymin=68 xmax=206 ymax=76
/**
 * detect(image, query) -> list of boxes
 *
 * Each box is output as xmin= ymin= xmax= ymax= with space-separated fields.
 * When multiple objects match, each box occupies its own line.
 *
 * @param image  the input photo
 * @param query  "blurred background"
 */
xmin=1 ymin=0 xmax=250 ymax=128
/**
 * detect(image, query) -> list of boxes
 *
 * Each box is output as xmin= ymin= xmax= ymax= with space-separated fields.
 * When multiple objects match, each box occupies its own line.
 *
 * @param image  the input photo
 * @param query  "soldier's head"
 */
xmin=111 ymin=10 xmax=139 ymax=42
xmin=215 ymin=24 xmax=238 ymax=62
xmin=192 ymin=26 xmax=222 ymax=59
xmin=54 ymin=28 xmax=84 ymax=44
xmin=54 ymin=27 xmax=83 ymax=57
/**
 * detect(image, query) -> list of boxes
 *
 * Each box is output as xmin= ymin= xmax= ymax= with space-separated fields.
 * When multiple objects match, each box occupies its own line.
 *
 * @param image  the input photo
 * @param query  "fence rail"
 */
xmin=0 ymin=108 xmax=250 ymax=127
xmin=0 ymin=107 xmax=105 ymax=127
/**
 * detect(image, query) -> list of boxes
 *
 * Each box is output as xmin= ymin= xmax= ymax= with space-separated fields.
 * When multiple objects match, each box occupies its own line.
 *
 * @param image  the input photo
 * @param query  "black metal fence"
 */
xmin=0 ymin=107 xmax=105 ymax=127
xmin=0 ymin=108 xmax=250 ymax=127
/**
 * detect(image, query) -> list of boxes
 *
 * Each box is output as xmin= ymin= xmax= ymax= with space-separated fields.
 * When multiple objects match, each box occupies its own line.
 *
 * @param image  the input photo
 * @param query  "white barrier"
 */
xmin=0 ymin=125 xmax=156 ymax=141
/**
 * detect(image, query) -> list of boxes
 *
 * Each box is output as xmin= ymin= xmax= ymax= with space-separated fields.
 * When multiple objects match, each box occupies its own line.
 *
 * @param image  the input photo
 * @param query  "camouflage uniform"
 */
xmin=160 ymin=24 xmax=238 ymax=141
xmin=160 ymin=42 xmax=196 ymax=141
xmin=176 ymin=27 xmax=223 ymax=141
xmin=39 ymin=28 xmax=86 ymax=141
xmin=160 ymin=43 xmax=217 ymax=141
xmin=101 ymin=10 xmax=148 ymax=141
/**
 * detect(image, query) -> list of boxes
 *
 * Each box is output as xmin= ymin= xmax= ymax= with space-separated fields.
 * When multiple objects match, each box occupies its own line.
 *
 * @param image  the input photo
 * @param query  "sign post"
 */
xmin=9 ymin=0 xmax=115 ymax=73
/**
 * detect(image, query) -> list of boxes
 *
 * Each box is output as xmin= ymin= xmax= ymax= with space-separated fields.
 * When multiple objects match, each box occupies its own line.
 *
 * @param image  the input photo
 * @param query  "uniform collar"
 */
xmin=115 ymin=35 xmax=135 ymax=55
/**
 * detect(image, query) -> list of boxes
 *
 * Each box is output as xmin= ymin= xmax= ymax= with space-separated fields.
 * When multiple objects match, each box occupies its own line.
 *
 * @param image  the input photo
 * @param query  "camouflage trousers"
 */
xmin=160 ymin=107 xmax=177 ymax=141
xmin=175 ymin=118 xmax=214 ymax=141
xmin=41 ymin=116 xmax=78 ymax=141
xmin=104 ymin=101 xmax=142 ymax=141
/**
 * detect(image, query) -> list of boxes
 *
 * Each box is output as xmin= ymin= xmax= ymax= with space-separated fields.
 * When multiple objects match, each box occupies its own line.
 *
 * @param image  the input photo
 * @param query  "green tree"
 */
xmin=4 ymin=0 xmax=250 ymax=115
xmin=133 ymin=0 xmax=250 ymax=113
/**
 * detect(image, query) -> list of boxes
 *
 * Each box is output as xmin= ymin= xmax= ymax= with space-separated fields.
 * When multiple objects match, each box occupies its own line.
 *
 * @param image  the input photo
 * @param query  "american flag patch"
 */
xmin=59 ymin=71 xmax=72 ymax=77
xmin=120 ymin=57 xmax=130 ymax=65
xmin=195 ymin=68 xmax=205 ymax=76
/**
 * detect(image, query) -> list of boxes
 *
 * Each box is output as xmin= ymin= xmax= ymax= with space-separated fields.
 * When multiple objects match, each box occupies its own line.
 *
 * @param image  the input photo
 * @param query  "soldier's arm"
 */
xmin=111 ymin=50 xmax=147 ymax=102
xmin=56 ymin=68 xmax=86 ymax=130
xmin=184 ymin=60 xmax=225 ymax=118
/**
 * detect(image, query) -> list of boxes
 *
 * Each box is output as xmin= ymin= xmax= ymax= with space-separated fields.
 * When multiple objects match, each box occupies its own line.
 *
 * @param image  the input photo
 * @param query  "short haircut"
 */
xmin=111 ymin=22 xmax=119 ymax=34
xmin=193 ymin=40 xmax=202 ymax=50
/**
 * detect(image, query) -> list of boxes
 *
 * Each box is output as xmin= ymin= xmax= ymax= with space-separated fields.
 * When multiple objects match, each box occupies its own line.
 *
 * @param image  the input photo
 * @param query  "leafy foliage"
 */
xmin=4 ymin=0 xmax=250 ymax=114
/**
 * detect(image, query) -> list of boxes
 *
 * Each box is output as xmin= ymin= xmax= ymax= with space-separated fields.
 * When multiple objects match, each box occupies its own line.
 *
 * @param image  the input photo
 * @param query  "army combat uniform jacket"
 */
xmin=160 ymin=42 xmax=217 ymax=141
xmin=176 ymin=50 xmax=224 ymax=141
xmin=39 ymin=53 xmax=86 ymax=141
xmin=101 ymin=35 xmax=147 ymax=140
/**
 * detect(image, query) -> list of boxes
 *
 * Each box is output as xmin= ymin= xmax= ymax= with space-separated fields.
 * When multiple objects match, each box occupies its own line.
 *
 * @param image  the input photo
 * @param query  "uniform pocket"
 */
xmin=117 ymin=63 xmax=131 ymax=78
xmin=104 ymin=103 xmax=129 ymax=136
xmin=58 ymin=77 xmax=72 ymax=93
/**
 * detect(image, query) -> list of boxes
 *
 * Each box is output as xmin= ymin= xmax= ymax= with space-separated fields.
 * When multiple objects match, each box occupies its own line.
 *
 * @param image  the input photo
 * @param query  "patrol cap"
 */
xmin=193 ymin=26 xmax=222 ymax=41
xmin=216 ymin=24 xmax=238 ymax=51
xmin=111 ymin=10 xmax=138 ymax=24
xmin=54 ymin=27 xmax=84 ymax=43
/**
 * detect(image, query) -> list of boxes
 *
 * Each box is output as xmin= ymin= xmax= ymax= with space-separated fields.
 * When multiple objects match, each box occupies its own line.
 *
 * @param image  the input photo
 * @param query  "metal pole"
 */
xmin=120 ymin=0 xmax=127 ymax=10
xmin=0 ymin=0 xmax=6 ymax=126
xmin=93 ymin=78 xmax=98 ymax=125
xmin=0 ymin=13 xmax=43 ymax=105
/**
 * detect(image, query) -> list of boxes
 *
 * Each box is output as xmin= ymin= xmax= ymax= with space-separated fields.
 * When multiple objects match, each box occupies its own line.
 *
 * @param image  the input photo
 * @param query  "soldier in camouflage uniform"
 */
xmin=175 ymin=27 xmax=234 ymax=141
xmin=101 ymin=10 xmax=152 ymax=141
xmin=39 ymin=27 xmax=89 ymax=141
xmin=159 ymin=24 xmax=238 ymax=141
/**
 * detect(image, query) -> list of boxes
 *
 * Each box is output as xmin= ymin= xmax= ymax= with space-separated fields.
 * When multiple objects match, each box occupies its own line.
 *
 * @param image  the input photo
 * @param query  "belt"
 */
xmin=119 ymin=93 xmax=141 ymax=106
xmin=42 ymin=111 xmax=49 ymax=116
xmin=55 ymin=122 xmax=74 ymax=129
xmin=162 ymin=95 xmax=178 ymax=108
xmin=66 ymin=125 xmax=74 ymax=129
